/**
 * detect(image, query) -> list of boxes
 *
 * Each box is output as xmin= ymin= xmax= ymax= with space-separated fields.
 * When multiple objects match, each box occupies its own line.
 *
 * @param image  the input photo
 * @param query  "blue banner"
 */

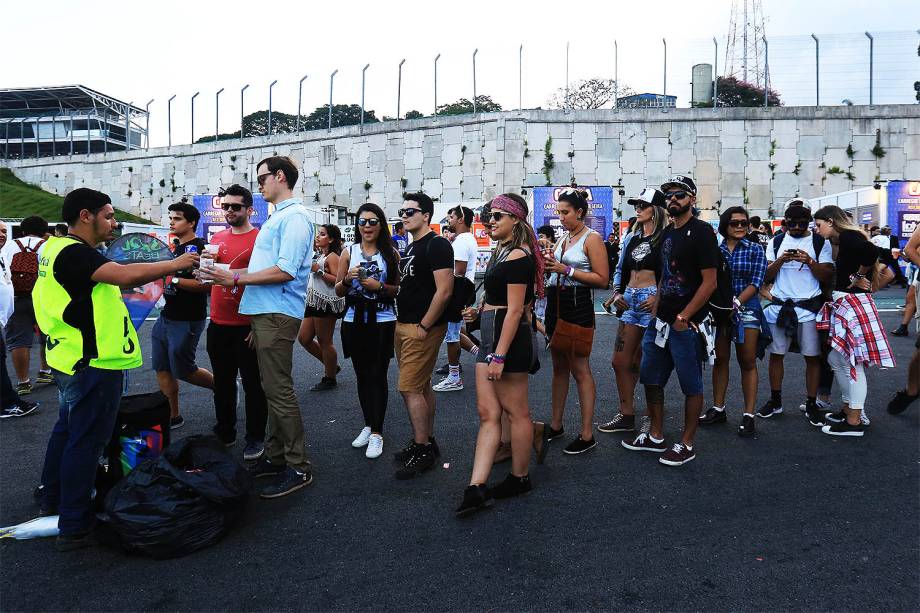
xmin=886 ymin=180 xmax=920 ymax=246
xmin=193 ymin=194 xmax=271 ymax=243
xmin=532 ymin=186 xmax=615 ymax=240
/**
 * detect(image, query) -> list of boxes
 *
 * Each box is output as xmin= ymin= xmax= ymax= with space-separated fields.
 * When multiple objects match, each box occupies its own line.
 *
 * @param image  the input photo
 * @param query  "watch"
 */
xmin=170 ymin=276 xmax=180 ymax=287
xmin=676 ymin=314 xmax=689 ymax=324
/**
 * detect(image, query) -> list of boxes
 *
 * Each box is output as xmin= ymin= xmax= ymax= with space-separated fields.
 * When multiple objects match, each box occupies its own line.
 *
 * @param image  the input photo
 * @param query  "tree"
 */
xmin=547 ymin=78 xmax=635 ymax=110
xmin=404 ymin=110 xmax=425 ymax=119
xmin=195 ymin=105 xmax=380 ymax=142
xmin=301 ymin=104 xmax=379 ymax=130
xmin=698 ymin=76 xmax=781 ymax=107
xmin=436 ymin=95 xmax=502 ymax=116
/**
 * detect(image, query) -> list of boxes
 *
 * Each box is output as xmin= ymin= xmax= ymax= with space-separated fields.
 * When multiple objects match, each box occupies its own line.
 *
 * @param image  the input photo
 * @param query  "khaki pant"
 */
xmin=250 ymin=313 xmax=310 ymax=473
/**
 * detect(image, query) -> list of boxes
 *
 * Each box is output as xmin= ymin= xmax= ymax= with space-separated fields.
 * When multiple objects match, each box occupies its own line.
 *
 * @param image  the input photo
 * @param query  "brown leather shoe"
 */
xmin=493 ymin=441 xmax=512 ymax=464
xmin=532 ymin=421 xmax=547 ymax=465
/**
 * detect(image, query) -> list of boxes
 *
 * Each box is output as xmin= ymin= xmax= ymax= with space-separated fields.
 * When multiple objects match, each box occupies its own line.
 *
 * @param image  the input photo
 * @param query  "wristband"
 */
xmin=487 ymin=353 xmax=506 ymax=364
xmin=232 ymin=272 xmax=240 ymax=287
xmin=418 ymin=322 xmax=429 ymax=332
xmin=676 ymin=314 xmax=689 ymax=324
xmin=566 ymin=266 xmax=575 ymax=278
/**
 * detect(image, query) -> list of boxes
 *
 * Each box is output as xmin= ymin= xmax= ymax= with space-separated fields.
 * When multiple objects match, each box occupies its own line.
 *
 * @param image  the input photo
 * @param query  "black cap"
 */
xmin=660 ymin=175 xmax=697 ymax=196
xmin=627 ymin=188 xmax=667 ymax=208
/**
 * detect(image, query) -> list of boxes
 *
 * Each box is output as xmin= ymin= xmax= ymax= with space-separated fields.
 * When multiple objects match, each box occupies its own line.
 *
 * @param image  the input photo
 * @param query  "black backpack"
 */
xmin=708 ymin=249 xmax=735 ymax=326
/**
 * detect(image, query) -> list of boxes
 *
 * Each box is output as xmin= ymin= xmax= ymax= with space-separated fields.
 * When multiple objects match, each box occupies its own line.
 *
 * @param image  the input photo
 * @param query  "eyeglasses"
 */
xmin=786 ymin=221 xmax=809 ymax=229
xmin=727 ymin=220 xmax=750 ymax=228
xmin=665 ymin=191 xmax=690 ymax=201
xmin=357 ymin=218 xmax=381 ymax=227
xmin=256 ymin=172 xmax=275 ymax=186
xmin=398 ymin=208 xmax=422 ymax=218
xmin=221 ymin=203 xmax=245 ymax=211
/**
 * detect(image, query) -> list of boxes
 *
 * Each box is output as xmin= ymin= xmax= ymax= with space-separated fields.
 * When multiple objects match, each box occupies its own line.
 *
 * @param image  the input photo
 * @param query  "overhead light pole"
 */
xmin=297 ymin=74 xmax=308 ymax=132
xmin=240 ymin=84 xmax=249 ymax=139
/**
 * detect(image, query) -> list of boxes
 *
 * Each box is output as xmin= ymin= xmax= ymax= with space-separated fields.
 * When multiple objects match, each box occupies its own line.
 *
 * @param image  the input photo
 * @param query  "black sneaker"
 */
xmin=455 ymin=484 xmax=493 ymax=518
xmin=0 ymin=400 xmax=39 ymax=419
xmin=55 ymin=532 xmax=94 ymax=552
xmin=395 ymin=445 xmax=436 ymax=480
xmin=247 ymin=457 xmax=286 ymax=479
xmin=699 ymin=406 xmax=727 ymax=425
xmin=259 ymin=467 xmax=313 ymax=498
xmin=393 ymin=439 xmax=418 ymax=462
xmin=489 ymin=473 xmax=532 ymax=499
xmin=597 ymin=413 xmax=635 ymax=433
xmin=756 ymin=400 xmax=783 ymax=419
xmin=823 ymin=410 xmax=846 ymax=424
xmin=888 ymin=389 xmax=919 ymax=415
xmin=563 ymin=436 xmax=597 ymax=455
xmin=738 ymin=414 xmax=756 ymax=437
xmin=544 ymin=425 xmax=565 ymax=441
xmin=310 ymin=377 xmax=337 ymax=391
xmin=804 ymin=402 xmax=825 ymax=427
xmin=821 ymin=421 xmax=865 ymax=437
xmin=890 ymin=324 xmax=909 ymax=337
xmin=169 ymin=415 xmax=185 ymax=429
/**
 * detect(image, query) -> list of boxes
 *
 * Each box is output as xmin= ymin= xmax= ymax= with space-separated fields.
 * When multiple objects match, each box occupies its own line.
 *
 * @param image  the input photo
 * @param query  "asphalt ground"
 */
xmin=1 ymin=287 xmax=918 ymax=612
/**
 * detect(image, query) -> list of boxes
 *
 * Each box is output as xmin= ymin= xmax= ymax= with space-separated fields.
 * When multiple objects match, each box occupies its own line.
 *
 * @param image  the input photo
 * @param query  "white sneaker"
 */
xmin=432 ymin=377 xmax=463 ymax=392
xmin=365 ymin=434 xmax=384 ymax=459
xmin=351 ymin=426 xmax=372 ymax=448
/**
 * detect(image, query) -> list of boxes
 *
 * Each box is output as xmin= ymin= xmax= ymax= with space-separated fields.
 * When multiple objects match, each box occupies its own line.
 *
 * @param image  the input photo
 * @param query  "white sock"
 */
xmin=649 ymin=434 xmax=664 ymax=443
xmin=448 ymin=364 xmax=460 ymax=380
xmin=468 ymin=345 xmax=479 ymax=355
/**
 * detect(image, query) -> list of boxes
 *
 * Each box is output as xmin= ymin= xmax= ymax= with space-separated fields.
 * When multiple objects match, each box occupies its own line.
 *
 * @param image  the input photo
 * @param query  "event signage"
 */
xmin=532 ymin=186 xmax=615 ymax=240
xmin=193 ymin=194 xmax=271 ymax=242
xmin=886 ymin=180 xmax=920 ymax=245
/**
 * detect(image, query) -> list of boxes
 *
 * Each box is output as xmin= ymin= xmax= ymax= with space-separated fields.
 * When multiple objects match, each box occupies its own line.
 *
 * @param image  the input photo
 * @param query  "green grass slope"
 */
xmin=0 ymin=168 xmax=152 ymax=223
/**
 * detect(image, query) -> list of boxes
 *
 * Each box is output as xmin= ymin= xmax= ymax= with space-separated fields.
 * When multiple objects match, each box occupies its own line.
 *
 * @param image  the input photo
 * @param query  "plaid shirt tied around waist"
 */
xmin=817 ymin=292 xmax=895 ymax=381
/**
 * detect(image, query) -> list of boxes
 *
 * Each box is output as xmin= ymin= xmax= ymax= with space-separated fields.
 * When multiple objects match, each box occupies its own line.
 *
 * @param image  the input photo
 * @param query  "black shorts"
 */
xmin=476 ymin=309 xmax=536 ymax=373
xmin=304 ymin=303 xmax=343 ymax=319
xmin=544 ymin=285 xmax=594 ymax=340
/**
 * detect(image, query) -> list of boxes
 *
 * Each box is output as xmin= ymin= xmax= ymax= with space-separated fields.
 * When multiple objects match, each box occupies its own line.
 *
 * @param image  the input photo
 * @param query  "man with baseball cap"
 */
xmin=759 ymin=200 xmax=834 ymax=424
xmin=624 ymin=176 xmax=720 ymax=466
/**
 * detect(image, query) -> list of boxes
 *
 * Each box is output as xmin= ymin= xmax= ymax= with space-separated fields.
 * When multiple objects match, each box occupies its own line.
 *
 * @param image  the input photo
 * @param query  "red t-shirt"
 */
xmin=209 ymin=228 xmax=258 ymax=326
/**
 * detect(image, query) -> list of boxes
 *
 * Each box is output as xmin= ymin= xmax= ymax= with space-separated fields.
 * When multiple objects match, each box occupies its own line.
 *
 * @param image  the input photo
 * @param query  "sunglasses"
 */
xmin=665 ymin=191 xmax=690 ymax=201
xmin=727 ymin=220 xmax=750 ymax=228
xmin=635 ymin=201 xmax=654 ymax=211
xmin=256 ymin=172 xmax=275 ymax=186
xmin=485 ymin=211 xmax=512 ymax=222
xmin=357 ymin=218 xmax=381 ymax=227
xmin=398 ymin=208 xmax=422 ymax=218
xmin=786 ymin=221 xmax=809 ymax=229
xmin=221 ymin=203 xmax=246 ymax=211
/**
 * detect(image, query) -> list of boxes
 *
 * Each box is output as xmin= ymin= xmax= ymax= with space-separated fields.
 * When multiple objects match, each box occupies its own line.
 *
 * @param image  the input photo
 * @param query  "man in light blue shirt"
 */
xmin=202 ymin=155 xmax=314 ymax=499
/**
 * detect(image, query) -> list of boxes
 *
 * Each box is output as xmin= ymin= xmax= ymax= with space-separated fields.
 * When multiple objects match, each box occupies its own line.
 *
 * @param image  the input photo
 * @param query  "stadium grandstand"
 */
xmin=0 ymin=85 xmax=147 ymax=159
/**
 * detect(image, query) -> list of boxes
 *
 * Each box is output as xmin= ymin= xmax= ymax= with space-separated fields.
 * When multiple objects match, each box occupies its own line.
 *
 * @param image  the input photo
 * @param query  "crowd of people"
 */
xmin=3 ymin=157 xmax=919 ymax=547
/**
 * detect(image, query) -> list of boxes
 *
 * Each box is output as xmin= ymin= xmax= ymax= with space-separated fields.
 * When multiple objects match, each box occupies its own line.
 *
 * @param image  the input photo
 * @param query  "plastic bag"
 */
xmin=97 ymin=436 xmax=252 ymax=559
xmin=0 ymin=516 xmax=60 ymax=540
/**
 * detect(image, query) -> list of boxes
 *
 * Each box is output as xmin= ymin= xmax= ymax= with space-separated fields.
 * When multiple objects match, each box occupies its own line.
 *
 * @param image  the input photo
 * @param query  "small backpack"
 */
xmin=708 ymin=249 xmax=736 ymax=326
xmin=9 ymin=238 xmax=46 ymax=296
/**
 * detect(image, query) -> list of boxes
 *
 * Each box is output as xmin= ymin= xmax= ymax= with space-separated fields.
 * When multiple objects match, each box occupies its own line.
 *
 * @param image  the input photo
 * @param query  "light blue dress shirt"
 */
xmin=239 ymin=197 xmax=314 ymax=320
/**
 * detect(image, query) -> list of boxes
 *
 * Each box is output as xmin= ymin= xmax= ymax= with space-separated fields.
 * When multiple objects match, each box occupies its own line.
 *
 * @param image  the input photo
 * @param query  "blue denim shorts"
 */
xmin=151 ymin=316 xmax=205 ymax=378
xmin=639 ymin=322 xmax=705 ymax=396
xmin=444 ymin=320 xmax=463 ymax=343
xmin=619 ymin=286 xmax=657 ymax=329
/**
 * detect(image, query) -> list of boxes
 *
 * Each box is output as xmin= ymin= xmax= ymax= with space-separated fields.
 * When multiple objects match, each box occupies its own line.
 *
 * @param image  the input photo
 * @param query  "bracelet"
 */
xmin=566 ymin=266 xmax=575 ymax=278
xmin=676 ymin=314 xmax=688 ymax=324
xmin=849 ymin=273 xmax=866 ymax=283
xmin=487 ymin=353 xmax=506 ymax=364
xmin=418 ymin=322 xmax=429 ymax=332
xmin=232 ymin=272 xmax=240 ymax=287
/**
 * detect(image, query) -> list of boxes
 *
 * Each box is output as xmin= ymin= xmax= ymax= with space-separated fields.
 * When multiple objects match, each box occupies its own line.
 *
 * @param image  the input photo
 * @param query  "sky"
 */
xmin=6 ymin=0 xmax=918 ymax=147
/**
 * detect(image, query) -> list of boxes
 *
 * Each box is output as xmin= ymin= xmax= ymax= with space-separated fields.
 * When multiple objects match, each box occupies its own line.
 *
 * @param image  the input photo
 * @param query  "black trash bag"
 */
xmin=97 ymin=435 xmax=252 ymax=559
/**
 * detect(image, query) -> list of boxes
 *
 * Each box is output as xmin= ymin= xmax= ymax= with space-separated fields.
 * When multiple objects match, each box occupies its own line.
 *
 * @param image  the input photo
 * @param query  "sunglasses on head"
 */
xmin=357 ymin=218 xmax=380 ymax=227
xmin=221 ymin=203 xmax=246 ymax=211
xmin=256 ymin=172 xmax=275 ymax=186
xmin=397 ymin=208 xmax=422 ymax=218
xmin=727 ymin=219 xmax=750 ymax=228
xmin=665 ymin=191 xmax=690 ymax=201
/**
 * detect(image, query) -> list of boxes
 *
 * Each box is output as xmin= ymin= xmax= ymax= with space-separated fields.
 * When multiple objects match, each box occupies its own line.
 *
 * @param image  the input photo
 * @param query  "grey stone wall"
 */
xmin=3 ymin=105 xmax=919 ymax=222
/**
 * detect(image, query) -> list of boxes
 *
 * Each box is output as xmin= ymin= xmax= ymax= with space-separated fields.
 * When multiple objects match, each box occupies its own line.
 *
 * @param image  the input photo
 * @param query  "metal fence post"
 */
xmin=865 ymin=32 xmax=874 ymax=105
xmin=763 ymin=36 xmax=769 ymax=108
xmin=328 ymin=70 xmax=338 ymax=130
xmin=472 ymin=49 xmax=478 ymax=113
xmin=662 ymin=38 xmax=667 ymax=103
xmin=297 ymin=75 xmax=308 ymax=132
xmin=811 ymin=34 xmax=820 ymax=106
xmin=613 ymin=40 xmax=618 ymax=109
xmin=145 ymin=99 xmax=153 ymax=150
xmin=191 ymin=92 xmax=199 ymax=144
xmin=167 ymin=94 xmax=175 ymax=148
xmin=434 ymin=54 xmax=440 ymax=116
xmin=268 ymin=80 xmax=277 ymax=135
xmin=240 ymin=84 xmax=249 ymax=139
xmin=396 ymin=60 xmax=404 ymax=122
xmin=565 ymin=41 xmax=570 ymax=113
xmin=360 ymin=65 xmax=369 ymax=128
xmin=215 ymin=88 xmax=224 ymax=142
xmin=713 ymin=37 xmax=718 ymax=108
xmin=519 ymin=44 xmax=523 ymax=111
xmin=123 ymin=102 xmax=130 ymax=153
xmin=69 ymin=113 xmax=74 ymax=155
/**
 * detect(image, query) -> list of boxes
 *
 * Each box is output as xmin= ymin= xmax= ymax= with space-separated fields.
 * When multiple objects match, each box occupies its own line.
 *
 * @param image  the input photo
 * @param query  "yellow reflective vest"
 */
xmin=32 ymin=237 xmax=142 ymax=375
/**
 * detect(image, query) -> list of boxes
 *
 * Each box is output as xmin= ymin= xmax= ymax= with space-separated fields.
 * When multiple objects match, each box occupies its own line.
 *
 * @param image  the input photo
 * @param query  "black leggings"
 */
xmin=342 ymin=321 xmax=395 ymax=433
